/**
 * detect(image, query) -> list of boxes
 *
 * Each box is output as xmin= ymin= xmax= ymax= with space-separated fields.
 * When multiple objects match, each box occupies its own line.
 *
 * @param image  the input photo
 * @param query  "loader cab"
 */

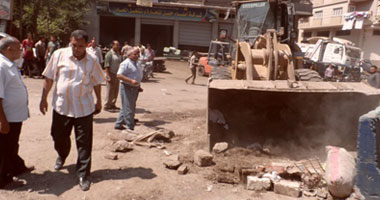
xmin=236 ymin=0 xmax=313 ymax=46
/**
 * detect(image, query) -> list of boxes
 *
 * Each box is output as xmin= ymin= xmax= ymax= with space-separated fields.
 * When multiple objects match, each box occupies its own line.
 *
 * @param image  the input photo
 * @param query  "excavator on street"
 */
xmin=207 ymin=0 xmax=380 ymax=152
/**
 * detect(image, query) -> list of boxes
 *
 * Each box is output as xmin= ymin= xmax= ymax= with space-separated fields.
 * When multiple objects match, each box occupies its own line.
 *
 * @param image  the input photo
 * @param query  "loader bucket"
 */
xmin=207 ymin=80 xmax=380 ymax=153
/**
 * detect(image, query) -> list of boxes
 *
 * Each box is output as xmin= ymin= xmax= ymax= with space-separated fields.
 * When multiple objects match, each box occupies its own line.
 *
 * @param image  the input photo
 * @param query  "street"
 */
xmin=0 ymin=60 xmax=302 ymax=200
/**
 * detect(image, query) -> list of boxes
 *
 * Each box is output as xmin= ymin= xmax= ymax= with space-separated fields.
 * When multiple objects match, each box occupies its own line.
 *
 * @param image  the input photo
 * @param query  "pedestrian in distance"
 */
xmin=324 ymin=64 xmax=335 ymax=81
xmin=185 ymin=51 xmax=198 ymax=84
xmin=86 ymin=38 xmax=103 ymax=67
xmin=0 ymin=36 xmax=35 ymax=189
xmin=104 ymin=40 xmax=121 ymax=112
xmin=45 ymin=35 xmax=60 ymax=66
xmin=39 ymin=30 xmax=105 ymax=191
xmin=21 ymin=33 xmax=35 ymax=78
xmin=35 ymin=36 xmax=46 ymax=78
xmin=114 ymin=47 xmax=143 ymax=131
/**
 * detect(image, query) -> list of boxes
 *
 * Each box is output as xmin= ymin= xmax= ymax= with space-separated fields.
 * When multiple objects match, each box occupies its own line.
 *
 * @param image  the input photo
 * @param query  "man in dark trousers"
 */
xmin=39 ymin=30 xmax=105 ymax=191
xmin=0 ymin=36 xmax=34 ymax=188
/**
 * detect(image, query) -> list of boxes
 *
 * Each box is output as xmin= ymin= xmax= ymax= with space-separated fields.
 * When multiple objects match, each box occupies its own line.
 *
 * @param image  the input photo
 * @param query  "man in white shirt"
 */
xmin=40 ymin=30 xmax=105 ymax=191
xmin=86 ymin=38 xmax=103 ymax=67
xmin=0 ymin=36 xmax=34 ymax=188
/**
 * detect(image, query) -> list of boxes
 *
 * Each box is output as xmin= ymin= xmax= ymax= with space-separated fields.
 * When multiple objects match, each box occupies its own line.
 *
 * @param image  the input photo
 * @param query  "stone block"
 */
xmin=177 ymin=164 xmax=188 ymax=175
xmin=274 ymin=180 xmax=301 ymax=198
xmin=163 ymin=155 xmax=182 ymax=170
xmin=194 ymin=150 xmax=213 ymax=167
xmin=110 ymin=140 xmax=133 ymax=152
xmin=212 ymin=142 xmax=229 ymax=154
xmin=104 ymin=152 xmax=118 ymax=160
xmin=246 ymin=176 xmax=271 ymax=191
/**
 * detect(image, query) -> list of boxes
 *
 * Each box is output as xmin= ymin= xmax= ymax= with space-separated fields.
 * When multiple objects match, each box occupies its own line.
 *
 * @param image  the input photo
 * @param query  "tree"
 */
xmin=11 ymin=0 xmax=95 ymax=43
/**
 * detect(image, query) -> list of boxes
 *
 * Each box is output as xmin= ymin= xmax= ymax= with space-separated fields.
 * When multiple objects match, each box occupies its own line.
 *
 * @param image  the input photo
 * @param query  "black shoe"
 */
xmin=78 ymin=177 xmax=90 ymax=191
xmin=54 ymin=157 xmax=65 ymax=171
xmin=134 ymin=118 xmax=139 ymax=123
xmin=114 ymin=125 xmax=126 ymax=130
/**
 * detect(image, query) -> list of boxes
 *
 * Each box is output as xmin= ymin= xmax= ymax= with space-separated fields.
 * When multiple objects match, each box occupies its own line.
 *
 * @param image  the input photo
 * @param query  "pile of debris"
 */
xmin=208 ymin=143 xmax=364 ymax=199
xmin=105 ymin=127 xmax=175 ymax=160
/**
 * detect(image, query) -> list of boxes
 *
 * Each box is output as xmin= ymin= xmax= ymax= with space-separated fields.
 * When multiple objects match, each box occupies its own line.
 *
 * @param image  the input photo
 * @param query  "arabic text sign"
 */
xmin=109 ymin=3 xmax=208 ymax=22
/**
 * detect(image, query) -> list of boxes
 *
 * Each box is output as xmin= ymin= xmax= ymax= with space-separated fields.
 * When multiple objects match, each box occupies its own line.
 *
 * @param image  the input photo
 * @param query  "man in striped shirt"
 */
xmin=39 ymin=30 xmax=105 ymax=191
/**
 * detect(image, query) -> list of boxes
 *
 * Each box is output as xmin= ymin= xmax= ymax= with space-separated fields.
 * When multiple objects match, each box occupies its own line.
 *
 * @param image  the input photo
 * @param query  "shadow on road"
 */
xmin=136 ymin=108 xmax=151 ymax=114
xmin=94 ymin=117 xmax=117 ymax=124
xmin=140 ymin=119 xmax=169 ymax=127
xmin=13 ymin=165 xmax=156 ymax=196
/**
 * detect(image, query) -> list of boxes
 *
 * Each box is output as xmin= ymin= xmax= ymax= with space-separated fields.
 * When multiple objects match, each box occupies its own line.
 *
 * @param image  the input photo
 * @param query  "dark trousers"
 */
xmin=51 ymin=111 xmax=93 ymax=178
xmin=0 ymin=123 xmax=27 ymax=187
xmin=23 ymin=60 xmax=34 ymax=77
xmin=36 ymin=56 xmax=45 ymax=76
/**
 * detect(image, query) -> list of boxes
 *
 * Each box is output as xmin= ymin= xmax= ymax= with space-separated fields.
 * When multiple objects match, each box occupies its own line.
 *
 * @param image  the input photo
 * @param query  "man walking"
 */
xmin=0 ymin=36 xmax=34 ymax=188
xmin=86 ymin=38 xmax=103 ymax=67
xmin=114 ymin=47 xmax=142 ymax=131
xmin=39 ymin=30 xmax=105 ymax=191
xmin=104 ymin=40 xmax=121 ymax=111
xmin=45 ymin=35 xmax=60 ymax=65
xmin=185 ymin=51 xmax=198 ymax=84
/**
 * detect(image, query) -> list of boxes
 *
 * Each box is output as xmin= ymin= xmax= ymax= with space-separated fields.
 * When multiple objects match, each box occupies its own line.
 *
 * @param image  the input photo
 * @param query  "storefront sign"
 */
xmin=0 ymin=0 xmax=13 ymax=20
xmin=109 ymin=3 xmax=218 ymax=22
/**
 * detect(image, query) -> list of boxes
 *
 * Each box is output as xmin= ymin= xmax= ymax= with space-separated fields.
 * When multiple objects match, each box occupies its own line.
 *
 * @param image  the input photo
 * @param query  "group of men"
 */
xmin=21 ymin=33 xmax=60 ymax=78
xmin=0 ymin=30 xmax=150 ymax=191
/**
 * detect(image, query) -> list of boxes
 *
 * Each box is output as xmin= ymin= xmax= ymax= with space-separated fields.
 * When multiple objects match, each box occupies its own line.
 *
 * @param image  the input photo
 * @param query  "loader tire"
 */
xmin=295 ymin=68 xmax=323 ymax=82
xmin=210 ymin=66 xmax=232 ymax=80
xmin=198 ymin=66 xmax=205 ymax=76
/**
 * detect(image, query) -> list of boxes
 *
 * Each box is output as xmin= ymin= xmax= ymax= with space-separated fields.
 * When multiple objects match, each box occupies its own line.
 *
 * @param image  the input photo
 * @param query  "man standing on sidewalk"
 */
xmin=39 ymin=30 xmax=105 ymax=191
xmin=0 ymin=36 xmax=34 ymax=188
xmin=104 ymin=40 xmax=121 ymax=112
xmin=114 ymin=47 xmax=142 ymax=131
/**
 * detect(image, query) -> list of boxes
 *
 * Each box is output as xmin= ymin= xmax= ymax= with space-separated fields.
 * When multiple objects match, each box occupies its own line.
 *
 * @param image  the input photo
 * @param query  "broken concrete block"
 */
xmin=217 ymin=164 xmax=235 ymax=173
xmin=110 ymin=140 xmax=134 ymax=152
xmin=163 ymin=155 xmax=182 ymax=170
xmin=104 ymin=152 xmax=118 ymax=160
xmin=274 ymin=180 xmax=301 ymax=198
xmin=246 ymin=176 xmax=271 ymax=191
xmin=239 ymin=166 xmax=265 ymax=184
xmin=217 ymin=173 xmax=239 ymax=184
xmin=266 ymin=162 xmax=288 ymax=175
xmin=177 ymin=165 xmax=188 ymax=175
xmin=108 ymin=132 xmax=137 ymax=142
xmin=194 ymin=150 xmax=213 ymax=167
xmin=212 ymin=142 xmax=229 ymax=154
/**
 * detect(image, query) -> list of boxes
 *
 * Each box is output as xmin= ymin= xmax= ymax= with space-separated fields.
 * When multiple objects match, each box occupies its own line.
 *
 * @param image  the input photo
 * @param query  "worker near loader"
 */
xmin=185 ymin=51 xmax=198 ymax=84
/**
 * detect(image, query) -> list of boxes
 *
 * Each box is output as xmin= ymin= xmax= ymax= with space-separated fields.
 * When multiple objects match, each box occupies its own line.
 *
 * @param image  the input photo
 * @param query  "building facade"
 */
xmin=298 ymin=0 xmax=380 ymax=65
xmin=85 ymin=0 xmax=235 ymax=55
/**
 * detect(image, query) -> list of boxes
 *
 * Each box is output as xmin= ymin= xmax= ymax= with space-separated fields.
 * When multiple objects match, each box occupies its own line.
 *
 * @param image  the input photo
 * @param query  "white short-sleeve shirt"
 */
xmin=42 ymin=47 xmax=106 ymax=118
xmin=0 ymin=53 xmax=29 ymax=122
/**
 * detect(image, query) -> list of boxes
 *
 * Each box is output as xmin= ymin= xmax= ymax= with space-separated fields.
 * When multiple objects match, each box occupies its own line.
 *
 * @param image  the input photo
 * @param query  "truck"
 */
xmin=301 ymin=37 xmax=362 ymax=81
xmin=207 ymin=0 xmax=380 ymax=151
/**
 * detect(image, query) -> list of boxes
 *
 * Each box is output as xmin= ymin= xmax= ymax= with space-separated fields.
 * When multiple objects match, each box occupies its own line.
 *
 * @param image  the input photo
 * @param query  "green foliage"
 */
xmin=12 ymin=0 xmax=95 ymax=42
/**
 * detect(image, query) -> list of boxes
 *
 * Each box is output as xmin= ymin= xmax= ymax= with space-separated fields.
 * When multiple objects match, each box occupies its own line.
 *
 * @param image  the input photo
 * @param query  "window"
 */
xmin=336 ymin=30 xmax=351 ymax=36
xmin=303 ymin=32 xmax=312 ymax=38
xmin=314 ymin=11 xmax=323 ymax=18
xmin=333 ymin=7 xmax=343 ymax=16
xmin=317 ymin=31 xmax=329 ymax=37
xmin=374 ymin=30 xmax=380 ymax=36
xmin=348 ymin=5 xmax=356 ymax=12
